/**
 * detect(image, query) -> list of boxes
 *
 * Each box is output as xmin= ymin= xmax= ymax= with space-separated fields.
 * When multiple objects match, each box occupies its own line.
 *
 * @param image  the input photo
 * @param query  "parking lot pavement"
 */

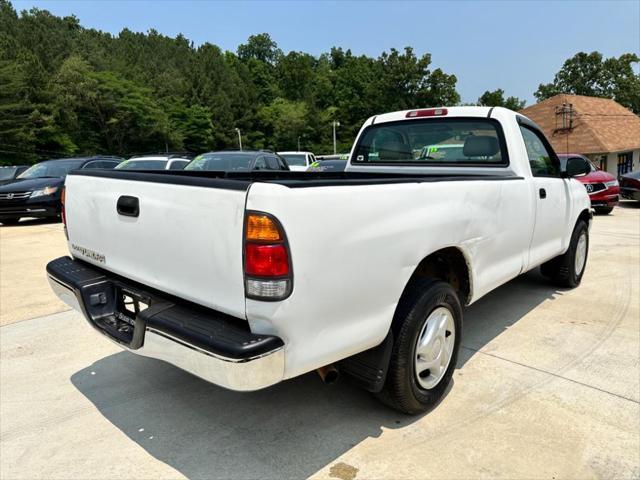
xmin=1 ymin=203 xmax=639 ymax=480
xmin=0 ymin=219 xmax=69 ymax=326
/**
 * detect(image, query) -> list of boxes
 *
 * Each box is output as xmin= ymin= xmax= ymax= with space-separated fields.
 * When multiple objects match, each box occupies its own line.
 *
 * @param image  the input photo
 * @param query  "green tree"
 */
xmin=0 ymin=1 xmax=465 ymax=160
xmin=477 ymin=88 xmax=526 ymax=110
xmin=258 ymin=98 xmax=308 ymax=150
xmin=237 ymin=33 xmax=281 ymax=65
xmin=535 ymin=51 xmax=640 ymax=113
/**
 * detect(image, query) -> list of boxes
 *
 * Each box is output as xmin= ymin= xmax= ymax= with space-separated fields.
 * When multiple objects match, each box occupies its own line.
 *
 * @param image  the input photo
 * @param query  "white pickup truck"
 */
xmin=47 ymin=107 xmax=592 ymax=413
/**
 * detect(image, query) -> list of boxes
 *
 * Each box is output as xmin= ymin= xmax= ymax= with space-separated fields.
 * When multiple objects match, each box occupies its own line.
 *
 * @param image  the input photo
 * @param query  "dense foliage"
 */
xmin=0 ymin=1 xmax=462 ymax=162
xmin=535 ymin=52 xmax=640 ymax=114
xmin=1 ymin=1 xmax=637 ymax=165
xmin=477 ymin=89 xmax=526 ymax=111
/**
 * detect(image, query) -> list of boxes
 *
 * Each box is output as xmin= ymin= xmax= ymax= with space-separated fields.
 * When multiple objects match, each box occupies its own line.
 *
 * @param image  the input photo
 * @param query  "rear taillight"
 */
xmin=60 ymin=186 xmax=66 ymax=225
xmin=61 ymin=186 xmax=68 ymax=240
xmin=244 ymin=211 xmax=292 ymax=300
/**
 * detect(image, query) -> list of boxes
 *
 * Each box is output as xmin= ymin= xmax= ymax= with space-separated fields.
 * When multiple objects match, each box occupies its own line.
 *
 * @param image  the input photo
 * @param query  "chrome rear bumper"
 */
xmin=47 ymin=257 xmax=284 ymax=391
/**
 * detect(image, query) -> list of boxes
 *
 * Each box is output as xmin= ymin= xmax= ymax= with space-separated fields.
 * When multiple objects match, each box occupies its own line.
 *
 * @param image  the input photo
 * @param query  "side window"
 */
xmin=253 ymin=156 xmax=268 ymax=170
xmin=102 ymin=161 xmax=119 ymax=170
xmin=265 ymin=155 xmax=281 ymax=170
xmin=277 ymin=155 xmax=289 ymax=170
xmin=519 ymin=126 xmax=560 ymax=177
xmin=168 ymin=160 xmax=188 ymax=170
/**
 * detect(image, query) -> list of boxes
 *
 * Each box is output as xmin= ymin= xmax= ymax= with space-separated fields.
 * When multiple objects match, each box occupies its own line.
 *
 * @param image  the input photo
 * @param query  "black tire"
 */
xmin=376 ymin=278 xmax=462 ymax=414
xmin=594 ymin=206 xmax=613 ymax=215
xmin=0 ymin=218 xmax=20 ymax=226
xmin=540 ymin=220 xmax=589 ymax=288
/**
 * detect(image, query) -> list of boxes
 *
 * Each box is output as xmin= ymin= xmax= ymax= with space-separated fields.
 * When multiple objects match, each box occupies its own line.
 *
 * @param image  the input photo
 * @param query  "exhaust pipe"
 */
xmin=317 ymin=364 xmax=339 ymax=384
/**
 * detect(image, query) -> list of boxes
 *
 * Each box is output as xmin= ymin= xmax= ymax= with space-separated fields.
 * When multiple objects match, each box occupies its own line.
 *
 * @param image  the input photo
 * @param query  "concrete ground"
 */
xmin=0 ymin=218 xmax=68 ymax=326
xmin=1 ymin=203 xmax=639 ymax=480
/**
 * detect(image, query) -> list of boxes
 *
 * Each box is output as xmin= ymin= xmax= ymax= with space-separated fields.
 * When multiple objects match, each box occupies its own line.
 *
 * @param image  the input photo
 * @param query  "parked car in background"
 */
xmin=620 ymin=170 xmax=640 ymax=201
xmin=558 ymin=154 xmax=619 ymax=215
xmin=277 ymin=151 xmax=316 ymax=171
xmin=0 ymin=156 xmax=122 ymax=225
xmin=47 ymin=106 xmax=591 ymax=414
xmin=307 ymin=159 xmax=347 ymax=172
xmin=116 ymin=154 xmax=192 ymax=171
xmin=0 ymin=165 xmax=29 ymax=185
xmin=185 ymin=151 xmax=289 ymax=172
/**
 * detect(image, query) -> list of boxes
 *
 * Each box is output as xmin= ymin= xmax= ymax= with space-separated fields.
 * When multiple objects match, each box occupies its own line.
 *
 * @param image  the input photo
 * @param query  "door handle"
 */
xmin=539 ymin=188 xmax=547 ymax=199
xmin=117 ymin=195 xmax=139 ymax=217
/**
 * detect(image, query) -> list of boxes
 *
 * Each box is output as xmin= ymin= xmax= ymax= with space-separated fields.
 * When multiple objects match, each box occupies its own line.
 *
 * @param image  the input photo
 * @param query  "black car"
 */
xmin=185 ymin=150 xmax=289 ymax=172
xmin=620 ymin=170 xmax=640 ymax=201
xmin=0 ymin=156 xmax=123 ymax=225
xmin=0 ymin=165 xmax=29 ymax=186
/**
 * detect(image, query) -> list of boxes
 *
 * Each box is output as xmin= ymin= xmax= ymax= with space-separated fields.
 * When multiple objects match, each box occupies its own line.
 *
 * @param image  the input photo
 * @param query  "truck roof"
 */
xmin=365 ymin=106 xmax=498 ymax=126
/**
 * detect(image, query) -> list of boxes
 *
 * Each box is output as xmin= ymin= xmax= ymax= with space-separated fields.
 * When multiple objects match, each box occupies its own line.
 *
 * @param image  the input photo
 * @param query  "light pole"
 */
xmin=297 ymin=136 xmax=301 ymax=151
xmin=234 ymin=128 xmax=242 ymax=151
xmin=332 ymin=121 xmax=340 ymax=155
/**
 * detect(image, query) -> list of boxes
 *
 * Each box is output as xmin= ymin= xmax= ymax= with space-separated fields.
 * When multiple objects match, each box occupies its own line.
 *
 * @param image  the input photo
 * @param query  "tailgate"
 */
xmin=63 ymin=172 xmax=249 ymax=318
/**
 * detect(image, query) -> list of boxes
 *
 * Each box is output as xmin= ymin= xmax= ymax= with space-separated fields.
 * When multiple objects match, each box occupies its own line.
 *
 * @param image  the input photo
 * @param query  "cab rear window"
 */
xmin=352 ymin=118 xmax=508 ymax=166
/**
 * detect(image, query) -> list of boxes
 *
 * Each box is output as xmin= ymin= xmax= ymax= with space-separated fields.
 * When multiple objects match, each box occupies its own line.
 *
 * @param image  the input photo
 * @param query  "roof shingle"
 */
xmin=519 ymin=94 xmax=640 ymax=154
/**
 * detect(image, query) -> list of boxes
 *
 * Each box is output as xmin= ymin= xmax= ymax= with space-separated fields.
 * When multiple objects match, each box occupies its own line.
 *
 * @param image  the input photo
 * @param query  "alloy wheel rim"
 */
xmin=414 ymin=306 xmax=455 ymax=390
xmin=575 ymin=232 xmax=587 ymax=277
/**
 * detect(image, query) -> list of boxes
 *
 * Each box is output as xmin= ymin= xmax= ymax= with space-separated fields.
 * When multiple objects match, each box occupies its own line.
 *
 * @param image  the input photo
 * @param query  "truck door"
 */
xmin=519 ymin=123 xmax=571 ymax=268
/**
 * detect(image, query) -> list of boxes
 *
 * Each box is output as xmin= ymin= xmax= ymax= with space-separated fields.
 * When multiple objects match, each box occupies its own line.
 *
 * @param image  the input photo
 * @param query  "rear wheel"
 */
xmin=594 ymin=206 xmax=613 ymax=215
xmin=540 ymin=220 xmax=589 ymax=288
xmin=376 ymin=278 xmax=462 ymax=414
xmin=0 ymin=218 xmax=20 ymax=226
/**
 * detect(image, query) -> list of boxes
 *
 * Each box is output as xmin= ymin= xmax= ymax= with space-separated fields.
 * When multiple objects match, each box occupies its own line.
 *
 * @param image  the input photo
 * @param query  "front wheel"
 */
xmin=376 ymin=279 xmax=462 ymax=414
xmin=540 ymin=220 xmax=589 ymax=288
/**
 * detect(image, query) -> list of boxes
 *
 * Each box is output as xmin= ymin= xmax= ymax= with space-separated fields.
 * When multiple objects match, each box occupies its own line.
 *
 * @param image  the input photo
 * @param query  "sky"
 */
xmin=12 ymin=0 xmax=640 ymax=105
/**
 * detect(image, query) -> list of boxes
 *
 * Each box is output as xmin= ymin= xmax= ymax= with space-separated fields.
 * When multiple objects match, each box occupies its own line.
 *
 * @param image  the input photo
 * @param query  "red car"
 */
xmin=558 ymin=154 xmax=620 ymax=215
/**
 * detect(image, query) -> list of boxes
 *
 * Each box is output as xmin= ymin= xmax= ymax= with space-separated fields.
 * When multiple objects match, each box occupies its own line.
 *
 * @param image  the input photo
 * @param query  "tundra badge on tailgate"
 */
xmin=71 ymin=244 xmax=106 ymax=264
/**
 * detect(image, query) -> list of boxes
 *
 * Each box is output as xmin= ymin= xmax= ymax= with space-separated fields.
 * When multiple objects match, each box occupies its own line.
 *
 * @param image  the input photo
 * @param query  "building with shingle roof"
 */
xmin=520 ymin=94 xmax=640 ymax=176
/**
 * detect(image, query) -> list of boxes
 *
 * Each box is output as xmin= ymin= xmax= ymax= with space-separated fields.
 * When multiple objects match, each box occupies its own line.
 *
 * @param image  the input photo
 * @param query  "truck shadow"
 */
xmin=460 ymin=269 xmax=561 ymax=366
xmin=71 ymin=353 xmax=414 ymax=479
xmin=70 ymin=269 xmax=559 ymax=479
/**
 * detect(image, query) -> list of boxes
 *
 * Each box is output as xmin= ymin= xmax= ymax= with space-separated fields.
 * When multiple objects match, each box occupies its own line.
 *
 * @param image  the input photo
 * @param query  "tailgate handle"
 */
xmin=117 ymin=196 xmax=139 ymax=217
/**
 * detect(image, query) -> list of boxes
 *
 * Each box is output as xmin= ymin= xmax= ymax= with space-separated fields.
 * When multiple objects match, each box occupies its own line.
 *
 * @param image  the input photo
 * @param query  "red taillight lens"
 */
xmin=245 ymin=243 xmax=289 ymax=277
xmin=244 ymin=211 xmax=292 ymax=300
xmin=60 ymin=186 xmax=66 ymax=226
xmin=406 ymin=108 xmax=448 ymax=118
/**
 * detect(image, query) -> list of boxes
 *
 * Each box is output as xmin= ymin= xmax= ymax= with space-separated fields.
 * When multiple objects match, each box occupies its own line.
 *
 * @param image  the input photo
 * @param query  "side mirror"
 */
xmin=565 ymin=157 xmax=591 ymax=177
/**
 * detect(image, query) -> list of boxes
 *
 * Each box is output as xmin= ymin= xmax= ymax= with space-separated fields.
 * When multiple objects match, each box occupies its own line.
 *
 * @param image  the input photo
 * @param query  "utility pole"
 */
xmin=234 ymin=128 xmax=242 ymax=151
xmin=297 ymin=136 xmax=301 ymax=151
xmin=332 ymin=121 xmax=340 ymax=155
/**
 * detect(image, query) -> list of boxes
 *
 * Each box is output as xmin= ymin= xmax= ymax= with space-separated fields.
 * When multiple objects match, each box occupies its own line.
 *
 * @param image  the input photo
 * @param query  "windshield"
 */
xmin=0 ymin=167 xmax=18 ymax=180
xmin=18 ymin=160 xmax=84 ymax=179
xmin=185 ymin=152 xmax=255 ymax=171
xmin=353 ymin=119 xmax=506 ymax=165
xmin=116 ymin=159 xmax=168 ymax=170
xmin=280 ymin=154 xmax=307 ymax=166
